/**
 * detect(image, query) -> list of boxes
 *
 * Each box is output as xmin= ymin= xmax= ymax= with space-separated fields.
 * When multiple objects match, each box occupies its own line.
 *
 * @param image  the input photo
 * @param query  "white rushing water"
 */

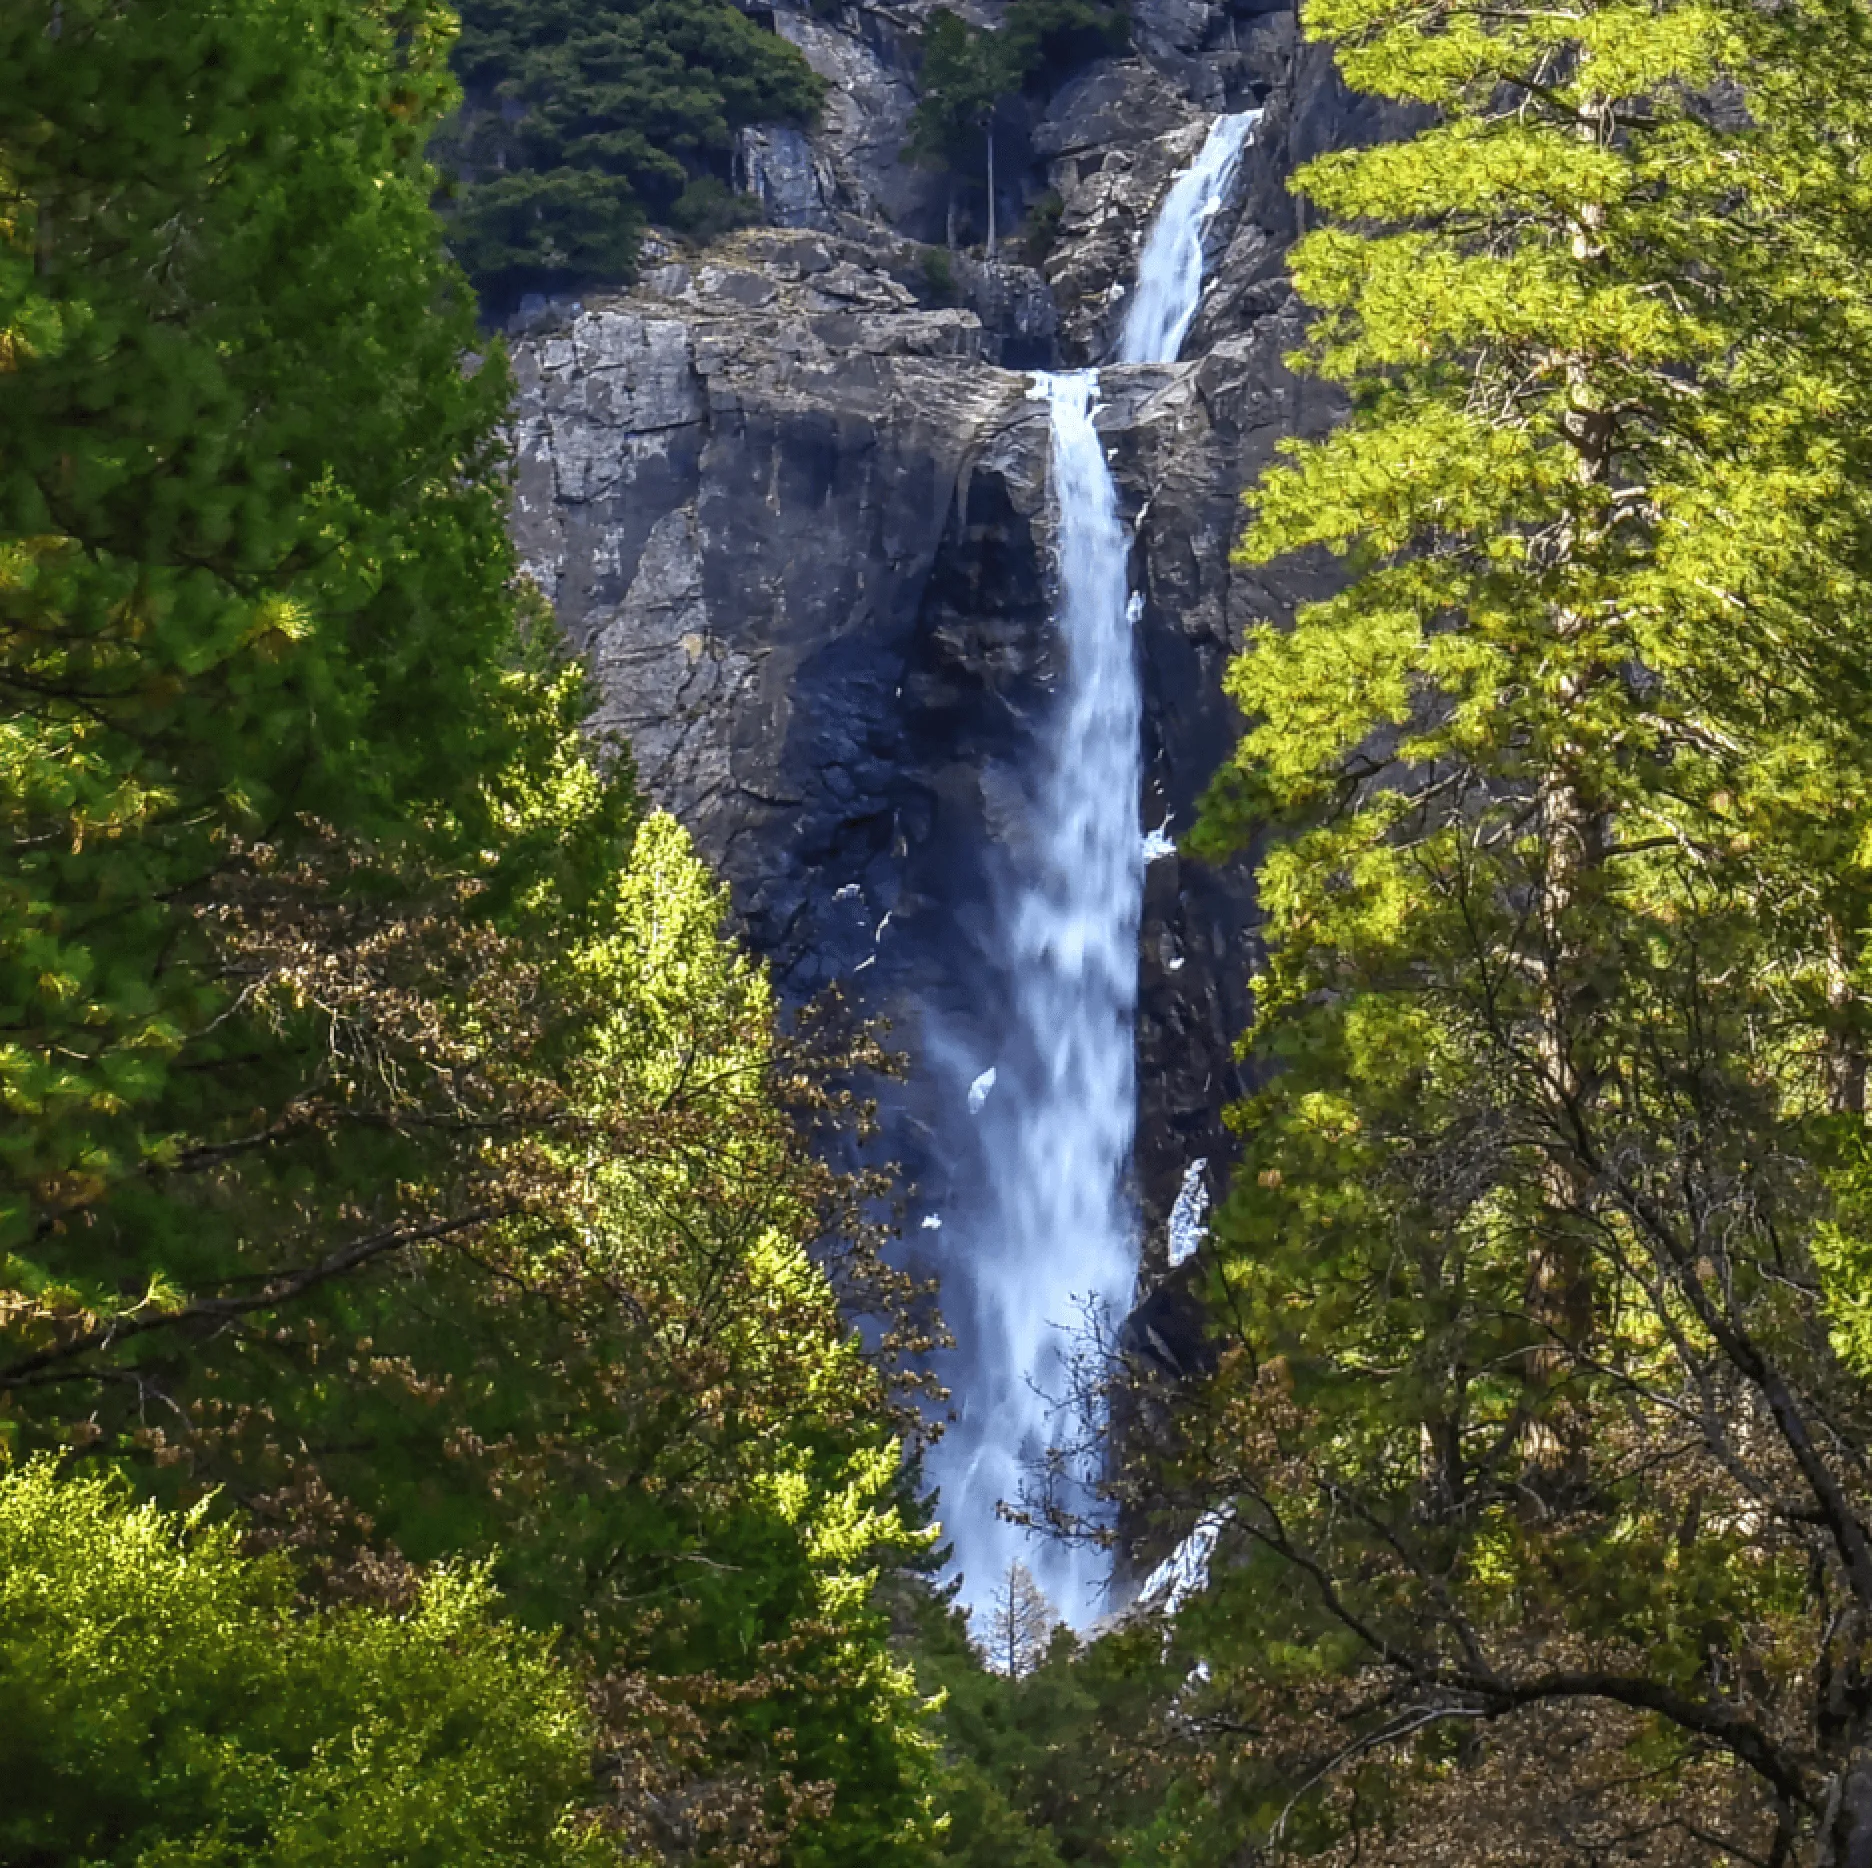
xmin=1117 ymin=111 xmax=1261 ymax=366
xmin=935 ymin=112 xmax=1260 ymax=1626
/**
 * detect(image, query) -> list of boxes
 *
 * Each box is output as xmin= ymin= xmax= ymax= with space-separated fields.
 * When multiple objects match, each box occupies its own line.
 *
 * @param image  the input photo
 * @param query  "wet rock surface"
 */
xmin=511 ymin=0 xmax=1391 ymax=1306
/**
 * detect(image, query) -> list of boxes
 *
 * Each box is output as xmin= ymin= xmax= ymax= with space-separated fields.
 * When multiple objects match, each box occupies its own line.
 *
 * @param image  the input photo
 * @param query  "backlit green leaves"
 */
xmin=1179 ymin=0 xmax=1872 ymax=1846
xmin=0 ymin=1459 xmax=607 ymax=1868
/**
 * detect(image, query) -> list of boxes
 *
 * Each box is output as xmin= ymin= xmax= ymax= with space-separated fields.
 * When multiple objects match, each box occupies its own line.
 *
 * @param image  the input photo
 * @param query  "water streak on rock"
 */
xmin=1118 ymin=111 xmax=1262 ymax=364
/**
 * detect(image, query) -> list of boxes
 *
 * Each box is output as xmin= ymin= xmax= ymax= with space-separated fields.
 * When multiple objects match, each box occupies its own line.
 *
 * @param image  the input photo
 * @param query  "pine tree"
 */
xmin=0 ymin=11 xmax=939 ymax=1864
xmin=907 ymin=2 xmax=1128 ymax=252
xmin=0 ymin=0 xmax=528 ymax=1253
xmin=439 ymin=0 xmax=824 ymax=304
xmin=1165 ymin=0 xmax=1872 ymax=1852
xmin=907 ymin=10 xmax=1009 ymax=252
xmin=999 ymin=0 xmax=1132 ymax=82
xmin=982 ymin=1559 xmax=1056 ymax=1680
xmin=908 ymin=1586 xmax=1180 ymax=1868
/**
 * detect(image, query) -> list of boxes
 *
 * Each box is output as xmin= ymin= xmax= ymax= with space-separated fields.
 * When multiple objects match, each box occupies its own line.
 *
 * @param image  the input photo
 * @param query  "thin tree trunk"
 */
xmin=1521 ymin=173 xmax=1613 ymax=1501
xmin=1826 ymin=914 xmax=1867 ymax=1115
xmin=1523 ymin=743 xmax=1604 ymax=1498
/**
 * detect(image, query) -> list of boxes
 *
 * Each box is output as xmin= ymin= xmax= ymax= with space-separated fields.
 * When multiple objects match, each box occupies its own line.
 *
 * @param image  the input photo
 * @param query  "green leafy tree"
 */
xmin=1160 ymin=0 xmax=1872 ymax=1854
xmin=0 ymin=1458 xmax=606 ymax=1868
xmin=907 ymin=10 xmax=1011 ymax=251
xmin=907 ymin=2 xmax=1127 ymax=252
xmin=0 ymin=0 xmax=528 ymax=1252
xmin=439 ymin=0 xmax=825 ymax=304
xmin=6 ymin=751 xmax=936 ymax=1864
xmin=902 ymin=1584 xmax=1196 ymax=1868
xmin=1 ymin=10 xmax=936 ymax=1865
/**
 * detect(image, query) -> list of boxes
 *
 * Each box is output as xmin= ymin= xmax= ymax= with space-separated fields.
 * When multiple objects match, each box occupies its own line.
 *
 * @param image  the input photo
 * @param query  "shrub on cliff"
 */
xmin=1000 ymin=0 xmax=1131 ymax=86
xmin=439 ymin=0 xmax=824 ymax=306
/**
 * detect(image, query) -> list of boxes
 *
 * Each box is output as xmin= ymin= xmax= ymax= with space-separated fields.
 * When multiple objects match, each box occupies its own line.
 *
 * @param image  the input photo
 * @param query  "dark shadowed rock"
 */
xmin=510 ymin=0 xmax=1402 ymax=1394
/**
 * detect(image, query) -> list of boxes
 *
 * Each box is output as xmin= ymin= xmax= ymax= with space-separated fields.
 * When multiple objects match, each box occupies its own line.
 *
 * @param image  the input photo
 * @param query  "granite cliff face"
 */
xmin=507 ymin=0 xmax=1383 ymax=1299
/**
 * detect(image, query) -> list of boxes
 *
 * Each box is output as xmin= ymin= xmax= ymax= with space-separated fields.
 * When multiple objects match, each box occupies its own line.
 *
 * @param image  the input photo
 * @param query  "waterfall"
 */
xmin=937 ymin=368 xmax=1142 ymax=1622
xmin=932 ymin=112 xmax=1259 ymax=1627
xmin=1117 ymin=111 xmax=1261 ymax=365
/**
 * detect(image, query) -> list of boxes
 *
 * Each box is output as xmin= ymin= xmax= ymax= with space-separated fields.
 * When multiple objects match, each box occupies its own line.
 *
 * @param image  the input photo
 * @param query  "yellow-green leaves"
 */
xmin=0 ymin=1459 xmax=608 ymax=1868
xmin=1307 ymin=0 xmax=1736 ymax=105
xmin=1182 ymin=0 xmax=1872 ymax=1845
xmin=0 ymin=0 xmax=526 ymax=1250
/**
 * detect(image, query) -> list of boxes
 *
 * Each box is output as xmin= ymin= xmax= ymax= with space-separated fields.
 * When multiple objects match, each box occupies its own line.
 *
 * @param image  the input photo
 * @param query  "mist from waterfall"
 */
xmin=930 ymin=112 xmax=1260 ymax=1628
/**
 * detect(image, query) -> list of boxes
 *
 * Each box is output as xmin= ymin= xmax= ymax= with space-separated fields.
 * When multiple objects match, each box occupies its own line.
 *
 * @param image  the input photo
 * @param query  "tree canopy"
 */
xmin=33 ymin=0 xmax=1872 ymax=1858
xmin=0 ymin=1460 xmax=607 ymax=1868
xmin=0 ymin=0 xmax=524 ymax=1247
xmin=437 ymin=0 xmax=825 ymax=306
xmin=997 ymin=0 xmax=1135 ymax=82
xmin=0 ymin=6 xmax=936 ymax=1863
xmin=1148 ymin=0 xmax=1872 ymax=1853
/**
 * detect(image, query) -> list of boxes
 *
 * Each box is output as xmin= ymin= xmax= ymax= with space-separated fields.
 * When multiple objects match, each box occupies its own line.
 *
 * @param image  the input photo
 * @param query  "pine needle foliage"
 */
xmin=438 ymin=0 xmax=825 ymax=305
xmin=1171 ymin=0 xmax=1872 ymax=1854
xmin=0 ymin=10 xmax=938 ymax=1865
xmin=905 ymin=1589 xmax=1180 ymax=1868
xmin=0 ymin=0 xmax=524 ymax=1246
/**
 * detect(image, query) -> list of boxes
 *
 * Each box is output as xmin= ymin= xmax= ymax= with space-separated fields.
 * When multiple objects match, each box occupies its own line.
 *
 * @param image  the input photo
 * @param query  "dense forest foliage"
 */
xmin=18 ymin=0 xmax=1872 ymax=1863
xmin=0 ymin=3 xmax=935 ymax=1862
xmin=437 ymin=0 xmax=825 ymax=304
xmin=1157 ymin=0 xmax=1872 ymax=1857
xmin=0 ymin=1463 xmax=605 ymax=1867
xmin=438 ymin=0 xmax=1133 ymax=301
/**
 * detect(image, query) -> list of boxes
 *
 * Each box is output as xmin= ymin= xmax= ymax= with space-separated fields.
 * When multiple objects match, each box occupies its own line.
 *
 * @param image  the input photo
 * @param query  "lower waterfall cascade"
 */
xmin=930 ymin=111 xmax=1264 ymax=1626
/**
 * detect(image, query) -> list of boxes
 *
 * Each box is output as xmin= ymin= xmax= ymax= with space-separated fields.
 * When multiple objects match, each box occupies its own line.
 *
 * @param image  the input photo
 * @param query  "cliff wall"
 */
xmin=506 ymin=0 xmax=1384 ymax=1284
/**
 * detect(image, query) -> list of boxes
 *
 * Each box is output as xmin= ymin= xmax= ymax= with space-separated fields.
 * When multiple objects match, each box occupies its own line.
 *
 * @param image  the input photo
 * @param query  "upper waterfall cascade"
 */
xmin=1118 ymin=111 xmax=1262 ymax=365
xmin=931 ymin=112 xmax=1262 ymax=1625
